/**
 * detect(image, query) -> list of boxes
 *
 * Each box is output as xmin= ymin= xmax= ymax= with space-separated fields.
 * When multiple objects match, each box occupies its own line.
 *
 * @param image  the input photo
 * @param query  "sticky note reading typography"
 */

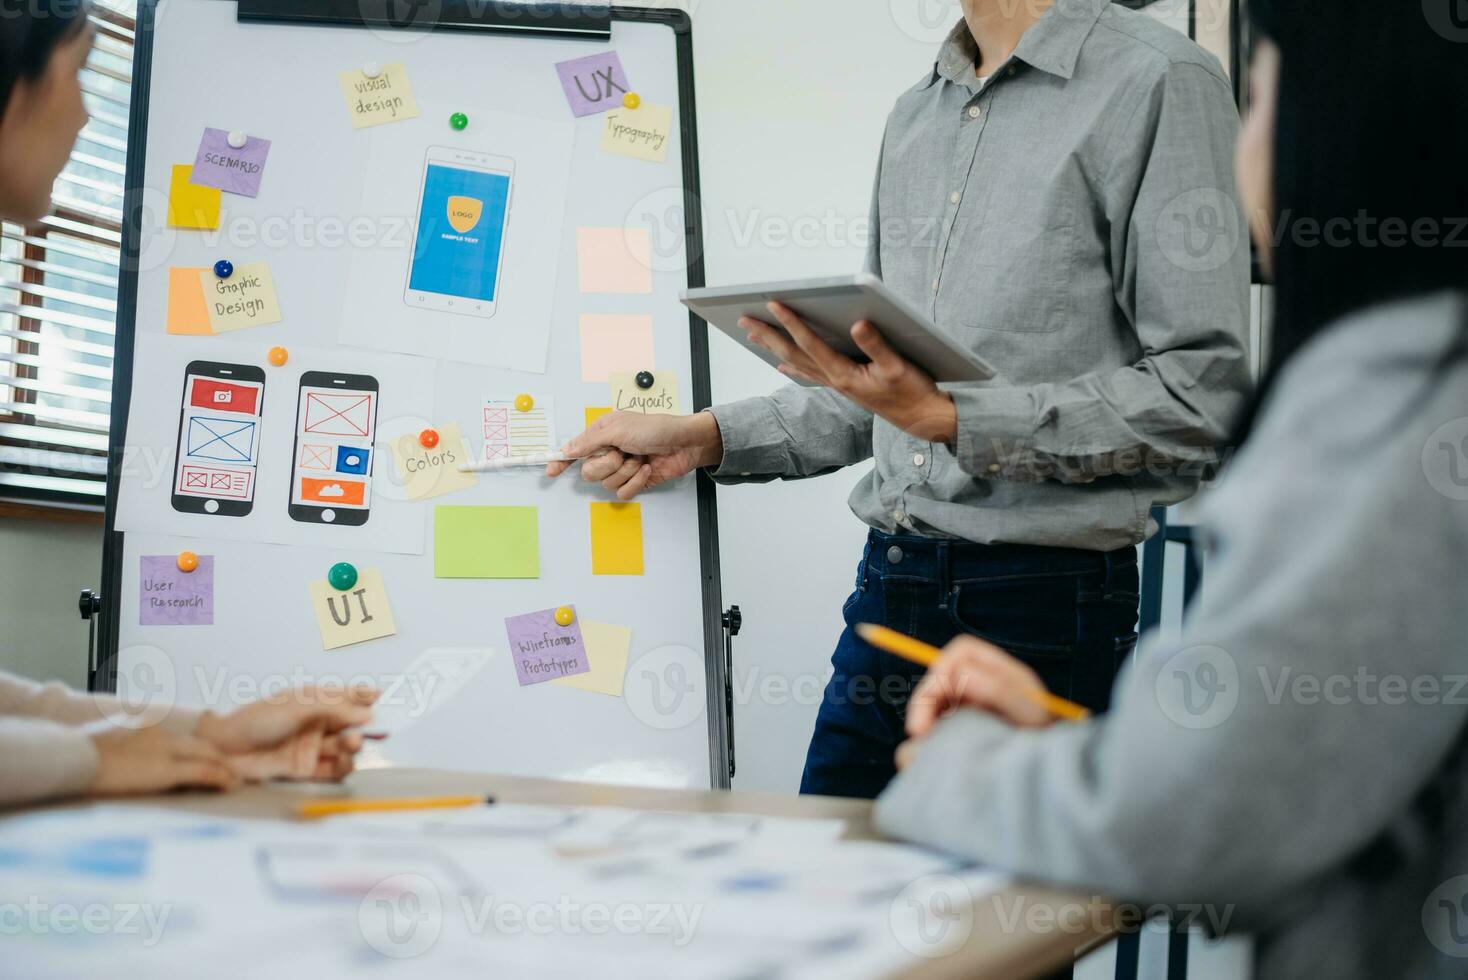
xmin=601 ymin=104 xmax=673 ymax=163
xmin=308 ymin=568 xmax=397 ymax=650
xmin=139 ymin=555 xmax=214 ymax=626
xmin=390 ymin=422 xmax=477 ymax=500
xmin=555 ymin=51 xmax=630 ymax=117
xmin=551 ymin=620 xmax=631 ymax=697
xmin=577 ymin=227 xmax=653 ymax=294
xmin=338 ymin=63 xmax=419 ymax=128
xmin=190 ymin=128 xmax=272 ymax=197
xmin=505 ymin=606 xmax=589 ymax=686
xmin=610 ymin=369 xmax=679 ymax=415
xmin=434 ymin=506 xmax=540 ymax=578
xmin=167 ymin=164 xmax=221 ymax=230
xmin=579 ymin=314 xmax=655 ymax=383
xmin=166 ymin=267 xmax=212 ymax=335
xmin=197 ymin=261 xmax=281 ymax=332
xmin=590 ymin=501 xmax=644 ymax=576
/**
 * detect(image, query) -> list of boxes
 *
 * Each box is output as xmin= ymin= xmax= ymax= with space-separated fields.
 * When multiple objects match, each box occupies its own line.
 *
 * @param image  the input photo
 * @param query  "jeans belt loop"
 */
xmin=937 ymin=540 xmax=951 ymax=610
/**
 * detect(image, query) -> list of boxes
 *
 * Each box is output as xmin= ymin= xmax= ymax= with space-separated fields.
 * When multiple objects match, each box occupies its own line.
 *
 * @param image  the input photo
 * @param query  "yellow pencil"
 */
xmin=855 ymin=623 xmax=1092 ymax=722
xmin=297 ymin=794 xmax=493 ymax=819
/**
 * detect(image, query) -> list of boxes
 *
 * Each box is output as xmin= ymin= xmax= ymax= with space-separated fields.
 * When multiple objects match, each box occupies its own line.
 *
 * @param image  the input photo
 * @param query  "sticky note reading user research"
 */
xmin=166 ymin=267 xmax=212 ymax=335
xmin=580 ymin=314 xmax=655 ymax=383
xmin=338 ymin=63 xmax=419 ymax=128
xmin=139 ymin=555 xmax=213 ymax=626
xmin=577 ymin=227 xmax=653 ymax=294
xmin=434 ymin=506 xmax=539 ymax=579
xmin=390 ymin=423 xmax=477 ymax=500
xmin=555 ymin=51 xmax=630 ymax=117
xmin=505 ymin=606 xmax=589 ymax=686
xmin=610 ymin=370 xmax=679 ymax=415
xmin=191 ymin=128 xmax=271 ymax=197
xmin=590 ymin=501 xmax=644 ymax=576
xmin=198 ymin=261 xmax=281 ymax=332
xmin=308 ymin=568 xmax=397 ymax=650
xmin=601 ymin=104 xmax=673 ymax=163
xmin=552 ymin=620 xmax=631 ymax=697
xmin=166 ymin=164 xmax=221 ymax=229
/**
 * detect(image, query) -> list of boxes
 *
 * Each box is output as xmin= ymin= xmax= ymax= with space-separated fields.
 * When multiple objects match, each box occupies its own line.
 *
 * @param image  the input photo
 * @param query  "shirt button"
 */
xmin=1007 ymin=65 xmax=1017 ymax=77
xmin=931 ymin=278 xmax=940 ymax=292
xmin=988 ymin=463 xmax=1001 ymax=473
xmin=894 ymin=510 xmax=907 ymax=524
xmin=949 ymin=192 xmax=961 ymax=205
xmin=913 ymin=453 xmax=925 ymax=466
xmin=967 ymin=106 xmax=982 ymax=119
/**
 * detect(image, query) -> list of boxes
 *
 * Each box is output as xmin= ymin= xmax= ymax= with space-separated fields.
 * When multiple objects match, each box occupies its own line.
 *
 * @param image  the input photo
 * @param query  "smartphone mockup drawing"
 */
xmin=404 ymin=145 xmax=514 ymax=319
xmin=287 ymin=371 xmax=379 ymax=526
xmin=171 ymin=361 xmax=266 ymax=517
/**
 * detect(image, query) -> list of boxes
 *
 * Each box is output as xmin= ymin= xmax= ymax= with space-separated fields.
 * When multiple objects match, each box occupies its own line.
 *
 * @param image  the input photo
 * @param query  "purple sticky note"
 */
xmin=139 ymin=555 xmax=214 ymax=626
xmin=505 ymin=607 xmax=589 ymax=686
xmin=555 ymin=51 xmax=630 ymax=117
xmin=191 ymin=128 xmax=271 ymax=197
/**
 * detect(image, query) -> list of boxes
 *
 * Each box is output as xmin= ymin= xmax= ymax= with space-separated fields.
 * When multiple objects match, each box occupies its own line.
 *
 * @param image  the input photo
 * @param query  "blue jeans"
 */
xmin=799 ymin=530 xmax=1140 ymax=799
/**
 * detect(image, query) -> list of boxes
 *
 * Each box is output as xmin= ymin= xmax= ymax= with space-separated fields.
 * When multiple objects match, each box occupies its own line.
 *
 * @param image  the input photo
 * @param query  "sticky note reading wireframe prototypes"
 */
xmin=555 ymin=51 xmax=630 ymax=117
xmin=590 ymin=502 xmax=644 ymax=576
xmin=166 ymin=164 xmax=221 ymax=229
xmin=610 ymin=370 xmax=679 ymax=415
xmin=139 ymin=555 xmax=213 ymax=626
xmin=308 ymin=568 xmax=397 ymax=650
xmin=577 ymin=228 xmax=653 ymax=294
xmin=602 ymin=104 xmax=673 ymax=163
xmin=434 ymin=506 xmax=539 ymax=578
xmin=505 ymin=607 xmax=589 ymax=686
xmin=390 ymin=423 xmax=477 ymax=500
xmin=197 ymin=261 xmax=281 ymax=332
xmin=552 ymin=620 xmax=631 ymax=696
xmin=190 ymin=128 xmax=271 ymax=197
xmin=338 ymin=63 xmax=419 ymax=128
xmin=580 ymin=314 xmax=655 ymax=383
xmin=166 ymin=267 xmax=212 ymax=335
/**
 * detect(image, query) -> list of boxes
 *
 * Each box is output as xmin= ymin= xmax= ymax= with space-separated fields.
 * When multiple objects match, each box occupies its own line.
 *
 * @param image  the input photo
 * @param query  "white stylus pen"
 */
xmin=457 ymin=452 xmax=569 ymax=473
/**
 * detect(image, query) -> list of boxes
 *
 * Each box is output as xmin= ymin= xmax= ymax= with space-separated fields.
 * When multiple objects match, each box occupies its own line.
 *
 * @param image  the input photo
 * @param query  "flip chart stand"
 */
xmin=78 ymin=588 xmax=103 ymax=689
xmin=722 ymin=605 xmax=741 ymax=781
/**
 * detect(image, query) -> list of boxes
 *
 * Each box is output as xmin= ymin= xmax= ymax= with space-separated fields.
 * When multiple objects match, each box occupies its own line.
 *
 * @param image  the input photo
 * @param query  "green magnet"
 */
xmin=449 ymin=112 xmax=469 ymax=131
xmin=328 ymin=562 xmax=358 ymax=591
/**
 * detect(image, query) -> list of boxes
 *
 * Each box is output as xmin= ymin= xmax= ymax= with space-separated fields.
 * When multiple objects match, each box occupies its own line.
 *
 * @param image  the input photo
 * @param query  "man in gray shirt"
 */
xmin=551 ymin=0 xmax=1251 ymax=797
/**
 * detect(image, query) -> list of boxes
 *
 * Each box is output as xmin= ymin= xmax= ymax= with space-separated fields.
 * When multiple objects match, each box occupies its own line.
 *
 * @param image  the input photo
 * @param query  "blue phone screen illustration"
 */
xmin=409 ymin=164 xmax=510 ymax=302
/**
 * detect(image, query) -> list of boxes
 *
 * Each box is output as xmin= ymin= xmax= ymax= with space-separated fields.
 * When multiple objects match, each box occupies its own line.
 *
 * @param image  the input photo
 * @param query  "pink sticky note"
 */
xmin=577 ymin=227 xmax=653 ymax=294
xmin=191 ymin=128 xmax=271 ymax=197
xmin=579 ymin=314 xmax=655 ymax=383
xmin=505 ymin=607 xmax=589 ymax=686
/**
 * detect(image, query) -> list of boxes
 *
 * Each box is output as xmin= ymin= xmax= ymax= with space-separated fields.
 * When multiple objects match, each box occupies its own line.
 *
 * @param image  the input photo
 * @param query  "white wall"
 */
xmin=0 ymin=517 xmax=102 ymax=689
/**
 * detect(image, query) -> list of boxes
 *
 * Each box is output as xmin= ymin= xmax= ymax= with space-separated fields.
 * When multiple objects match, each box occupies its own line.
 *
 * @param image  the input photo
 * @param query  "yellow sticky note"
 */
xmin=166 ymin=267 xmax=212 ymax=335
xmin=167 ymin=164 xmax=221 ymax=230
xmin=580 ymin=314 xmax=655 ymax=383
xmin=198 ymin=260 xmax=282 ymax=332
xmin=338 ymin=63 xmax=419 ymax=129
xmin=601 ymin=104 xmax=674 ymax=163
xmin=390 ymin=423 xmax=477 ymax=500
xmin=308 ymin=568 xmax=397 ymax=650
xmin=577 ymin=227 xmax=653 ymax=294
xmin=552 ymin=620 xmax=631 ymax=697
xmin=435 ymin=506 xmax=539 ymax=578
xmin=584 ymin=406 xmax=613 ymax=429
xmin=590 ymin=502 xmax=644 ymax=576
xmin=610 ymin=370 xmax=679 ymax=415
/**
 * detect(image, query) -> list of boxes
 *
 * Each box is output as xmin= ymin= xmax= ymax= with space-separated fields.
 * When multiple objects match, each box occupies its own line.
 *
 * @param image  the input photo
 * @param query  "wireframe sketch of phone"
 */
xmin=171 ymin=360 xmax=265 ymax=517
xmin=288 ymin=371 xmax=379 ymax=526
xmin=404 ymin=145 xmax=514 ymax=319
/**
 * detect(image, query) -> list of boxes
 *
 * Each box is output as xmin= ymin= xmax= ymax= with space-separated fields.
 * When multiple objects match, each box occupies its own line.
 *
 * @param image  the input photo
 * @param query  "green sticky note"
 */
xmin=434 ymin=506 xmax=540 ymax=578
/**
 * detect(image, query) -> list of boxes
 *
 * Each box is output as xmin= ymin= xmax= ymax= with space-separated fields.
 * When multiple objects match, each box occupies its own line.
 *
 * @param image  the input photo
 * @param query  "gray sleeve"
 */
xmin=949 ymin=62 xmax=1251 ymax=483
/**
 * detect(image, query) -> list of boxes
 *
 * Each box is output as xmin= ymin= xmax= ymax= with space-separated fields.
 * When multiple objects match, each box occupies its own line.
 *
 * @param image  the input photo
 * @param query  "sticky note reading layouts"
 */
xmin=198 ymin=261 xmax=281 ymax=332
xmin=577 ymin=227 xmax=653 ymax=294
xmin=167 ymin=164 xmax=221 ymax=230
xmin=505 ymin=607 xmax=589 ymax=686
xmin=308 ymin=568 xmax=397 ymax=650
xmin=139 ymin=555 xmax=213 ymax=626
xmin=338 ymin=63 xmax=419 ymax=129
xmin=610 ymin=370 xmax=679 ymax=415
xmin=601 ymin=104 xmax=673 ymax=163
xmin=191 ymin=128 xmax=271 ymax=197
xmin=579 ymin=314 xmax=655 ymax=383
xmin=552 ymin=620 xmax=631 ymax=697
xmin=434 ymin=506 xmax=540 ymax=579
xmin=555 ymin=51 xmax=630 ymax=117
xmin=390 ymin=423 xmax=477 ymax=500
xmin=590 ymin=501 xmax=644 ymax=576
xmin=166 ymin=267 xmax=212 ymax=335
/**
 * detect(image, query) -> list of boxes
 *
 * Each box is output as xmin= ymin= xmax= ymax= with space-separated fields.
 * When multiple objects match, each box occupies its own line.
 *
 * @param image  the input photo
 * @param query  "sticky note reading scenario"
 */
xmin=166 ymin=267 xmax=212 ymax=335
xmin=434 ymin=506 xmax=540 ymax=579
xmin=390 ymin=422 xmax=477 ymax=500
xmin=198 ymin=261 xmax=281 ymax=332
xmin=601 ymin=104 xmax=673 ymax=163
xmin=610 ymin=370 xmax=679 ymax=415
xmin=579 ymin=314 xmax=655 ymax=383
xmin=191 ymin=128 xmax=271 ymax=197
xmin=338 ymin=63 xmax=419 ymax=129
xmin=552 ymin=620 xmax=631 ymax=697
xmin=555 ymin=51 xmax=630 ymax=117
xmin=166 ymin=164 xmax=221 ymax=230
xmin=139 ymin=555 xmax=213 ymax=626
xmin=590 ymin=501 xmax=644 ymax=576
xmin=505 ymin=606 xmax=589 ymax=686
xmin=482 ymin=395 xmax=556 ymax=463
xmin=308 ymin=568 xmax=397 ymax=650
xmin=577 ymin=227 xmax=653 ymax=295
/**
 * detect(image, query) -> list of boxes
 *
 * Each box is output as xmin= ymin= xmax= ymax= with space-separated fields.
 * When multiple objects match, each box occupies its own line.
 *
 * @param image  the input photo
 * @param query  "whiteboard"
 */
xmin=103 ymin=0 xmax=728 ymax=789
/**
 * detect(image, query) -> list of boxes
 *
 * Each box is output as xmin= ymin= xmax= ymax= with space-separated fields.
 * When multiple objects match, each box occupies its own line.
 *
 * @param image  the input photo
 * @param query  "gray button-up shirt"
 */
xmin=709 ymin=0 xmax=1252 ymax=551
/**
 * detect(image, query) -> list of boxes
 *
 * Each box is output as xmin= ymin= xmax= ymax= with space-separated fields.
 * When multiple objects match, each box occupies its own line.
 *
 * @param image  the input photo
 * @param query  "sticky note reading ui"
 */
xmin=506 ymin=606 xmax=589 ymax=686
xmin=602 ymin=104 xmax=673 ymax=163
xmin=590 ymin=501 xmax=644 ymax=576
xmin=338 ymin=63 xmax=419 ymax=128
xmin=577 ymin=227 xmax=653 ymax=294
xmin=191 ymin=128 xmax=271 ymax=197
xmin=555 ymin=51 xmax=630 ymax=117
xmin=139 ymin=555 xmax=213 ymax=626
xmin=552 ymin=620 xmax=631 ymax=697
xmin=308 ymin=568 xmax=397 ymax=650
xmin=579 ymin=314 xmax=655 ymax=383
xmin=198 ymin=261 xmax=281 ymax=332
xmin=167 ymin=164 xmax=221 ymax=230
xmin=166 ymin=267 xmax=212 ymax=335
xmin=610 ymin=370 xmax=679 ymax=415
xmin=434 ymin=506 xmax=540 ymax=579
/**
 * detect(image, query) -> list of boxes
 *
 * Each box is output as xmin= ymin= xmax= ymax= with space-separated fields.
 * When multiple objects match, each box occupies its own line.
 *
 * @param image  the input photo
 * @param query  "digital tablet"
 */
xmin=681 ymin=273 xmax=995 ymax=385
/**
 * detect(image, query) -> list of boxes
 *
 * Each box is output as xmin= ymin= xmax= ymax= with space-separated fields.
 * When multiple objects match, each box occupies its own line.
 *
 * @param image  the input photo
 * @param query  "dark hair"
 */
xmin=1234 ymin=0 xmax=1468 ymax=441
xmin=0 ymin=0 xmax=91 ymax=120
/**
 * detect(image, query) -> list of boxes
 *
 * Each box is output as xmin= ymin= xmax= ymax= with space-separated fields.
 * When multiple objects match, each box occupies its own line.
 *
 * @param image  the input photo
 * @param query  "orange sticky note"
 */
xmin=590 ymin=501 xmax=644 ymax=576
xmin=579 ymin=314 xmax=655 ymax=383
xmin=577 ymin=227 xmax=653 ymax=294
xmin=584 ymin=406 xmax=613 ymax=429
xmin=166 ymin=267 xmax=213 ymax=335
xmin=167 ymin=165 xmax=221 ymax=230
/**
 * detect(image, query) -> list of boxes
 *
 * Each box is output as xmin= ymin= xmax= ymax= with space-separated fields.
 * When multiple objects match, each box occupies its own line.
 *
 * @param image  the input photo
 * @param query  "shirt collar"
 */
xmin=930 ymin=0 xmax=1108 ymax=86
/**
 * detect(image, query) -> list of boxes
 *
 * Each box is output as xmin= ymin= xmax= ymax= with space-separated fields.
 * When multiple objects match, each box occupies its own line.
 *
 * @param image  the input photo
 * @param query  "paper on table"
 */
xmin=554 ymin=51 xmax=630 ymax=117
xmin=601 ymin=103 xmax=674 ymax=163
xmin=579 ymin=314 xmax=655 ymax=383
xmin=551 ymin=620 xmax=630 ymax=697
xmin=434 ymin=506 xmax=539 ymax=578
xmin=505 ymin=606 xmax=589 ymax=686
xmin=482 ymin=395 xmax=556 ymax=464
xmin=191 ymin=127 xmax=271 ymax=197
xmin=139 ymin=555 xmax=213 ymax=626
xmin=389 ymin=422 xmax=477 ymax=500
xmin=338 ymin=62 xmax=418 ymax=128
xmin=166 ymin=164 xmax=221 ymax=229
xmin=366 ymin=647 xmax=494 ymax=736
xmin=166 ymin=267 xmax=213 ymax=335
xmin=307 ymin=568 xmax=397 ymax=650
xmin=589 ymin=501 xmax=643 ymax=576
xmin=199 ymin=261 xmax=281 ymax=332
xmin=610 ymin=369 xmax=679 ymax=415
xmin=577 ymin=227 xmax=653 ymax=294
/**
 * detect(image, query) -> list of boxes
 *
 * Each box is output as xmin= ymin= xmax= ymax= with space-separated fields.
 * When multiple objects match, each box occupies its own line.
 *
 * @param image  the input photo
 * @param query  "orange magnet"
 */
xmin=176 ymin=551 xmax=199 ymax=573
xmin=419 ymin=428 xmax=440 ymax=449
xmin=267 ymin=346 xmax=289 ymax=367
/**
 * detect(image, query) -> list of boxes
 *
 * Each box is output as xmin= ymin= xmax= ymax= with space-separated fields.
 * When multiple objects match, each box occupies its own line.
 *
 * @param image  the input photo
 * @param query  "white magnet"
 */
xmin=226 ymin=130 xmax=247 ymax=149
xmin=363 ymin=61 xmax=381 ymax=79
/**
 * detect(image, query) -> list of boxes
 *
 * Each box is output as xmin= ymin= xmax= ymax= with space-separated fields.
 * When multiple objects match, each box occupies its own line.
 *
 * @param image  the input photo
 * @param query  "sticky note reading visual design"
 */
xmin=167 ymin=164 xmax=221 ymax=230
xmin=579 ymin=314 xmax=655 ymax=383
xmin=590 ymin=501 xmax=644 ymax=576
xmin=191 ymin=128 xmax=272 ymax=197
xmin=139 ymin=555 xmax=214 ymax=626
xmin=166 ymin=267 xmax=213 ymax=335
xmin=482 ymin=395 xmax=556 ymax=464
xmin=552 ymin=620 xmax=631 ymax=697
xmin=390 ymin=422 xmax=477 ymax=500
xmin=577 ymin=227 xmax=653 ymax=294
xmin=338 ymin=63 xmax=419 ymax=128
xmin=198 ymin=261 xmax=281 ymax=332
xmin=308 ymin=568 xmax=397 ymax=650
xmin=610 ymin=370 xmax=679 ymax=415
xmin=601 ymin=104 xmax=673 ymax=163
xmin=554 ymin=51 xmax=630 ymax=117
xmin=434 ymin=506 xmax=540 ymax=578
xmin=505 ymin=606 xmax=589 ymax=686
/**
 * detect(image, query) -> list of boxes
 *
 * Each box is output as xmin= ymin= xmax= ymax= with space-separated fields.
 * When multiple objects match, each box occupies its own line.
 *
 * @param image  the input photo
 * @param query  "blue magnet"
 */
xmin=213 ymin=259 xmax=234 ymax=279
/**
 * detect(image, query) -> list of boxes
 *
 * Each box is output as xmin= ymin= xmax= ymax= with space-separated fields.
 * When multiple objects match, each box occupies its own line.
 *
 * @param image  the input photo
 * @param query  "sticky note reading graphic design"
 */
xmin=338 ymin=63 xmax=419 ymax=128
xmin=434 ymin=506 xmax=539 ymax=578
xmin=505 ymin=606 xmax=589 ymax=686
xmin=579 ymin=314 xmax=655 ymax=383
xmin=555 ymin=51 xmax=630 ymax=117
xmin=166 ymin=267 xmax=212 ymax=335
xmin=198 ymin=261 xmax=281 ymax=332
xmin=482 ymin=395 xmax=556 ymax=463
xmin=610 ymin=370 xmax=679 ymax=415
xmin=601 ymin=104 xmax=673 ymax=163
xmin=191 ymin=128 xmax=272 ymax=197
xmin=577 ymin=227 xmax=653 ymax=294
xmin=167 ymin=164 xmax=221 ymax=229
xmin=308 ymin=568 xmax=396 ymax=650
xmin=590 ymin=501 xmax=644 ymax=576
xmin=139 ymin=555 xmax=213 ymax=626
xmin=391 ymin=422 xmax=477 ymax=500
xmin=552 ymin=621 xmax=631 ymax=697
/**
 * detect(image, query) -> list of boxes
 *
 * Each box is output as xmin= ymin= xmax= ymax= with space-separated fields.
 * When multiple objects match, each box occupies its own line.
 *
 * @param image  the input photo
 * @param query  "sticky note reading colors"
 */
xmin=166 ymin=267 xmax=212 ymax=335
xmin=601 ymin=104 xmax=674 ymax=163
xmin=338 ymin=63 xmax=419 ymax=128
xmin=579 ymin=314 xmax=655 ymax=383
xmin=434 ymin=506 xmax=539 ymax=579
xmin=390 ymin=422 xmax=476 ymax=500
xmin=198 ymin=261 xmax=281 ymax=332
xmin=577 ymin=227 xmax=653 ymax=294
xmin=554 ymin=51 xmax=630 ymax=117
xmin=167 ymin=164 xmax=221 ymax=230
xmin=139 ymin=555 xmax=213 ymax=626
xmin=191 ymin=128 xmax=271 ymax=197
xmin=552 ymin=620 xmax=631 ymax=697
xmin=307 ymin=568 xmax=397 ymax=650
xmin=610 ymin=370 xmax=679 ymax=415
xmin=590 ymin=501 xmax=644 ymax=576
xmin=505 ymin=606 xmax=589 ymax=686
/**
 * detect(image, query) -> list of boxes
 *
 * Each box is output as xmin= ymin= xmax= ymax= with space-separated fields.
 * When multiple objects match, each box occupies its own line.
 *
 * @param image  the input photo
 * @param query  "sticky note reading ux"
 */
xmin=198 ymin=261 xmax=281 ymax=332
xmin=601 ymin=104 xmax=673 ymax=163
xmin=590 ymin=501 xmax=644 ymax=576
xmin=555 ymin=51 xmax=630 ymax=117
xmin=338 ymin=63 xmax=419 ymax=128
xmin=139 ymin=555 xmax=213 ymax=626
xmin=167 ymin=164 xmax=221 ymax=230
xmin=434 ymin=506 xmax=539 ymax=579
xmin=505 ymin=606 xmax=588 ymax=686
xmin=308 ymin=568 xmax=397 ymax=650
